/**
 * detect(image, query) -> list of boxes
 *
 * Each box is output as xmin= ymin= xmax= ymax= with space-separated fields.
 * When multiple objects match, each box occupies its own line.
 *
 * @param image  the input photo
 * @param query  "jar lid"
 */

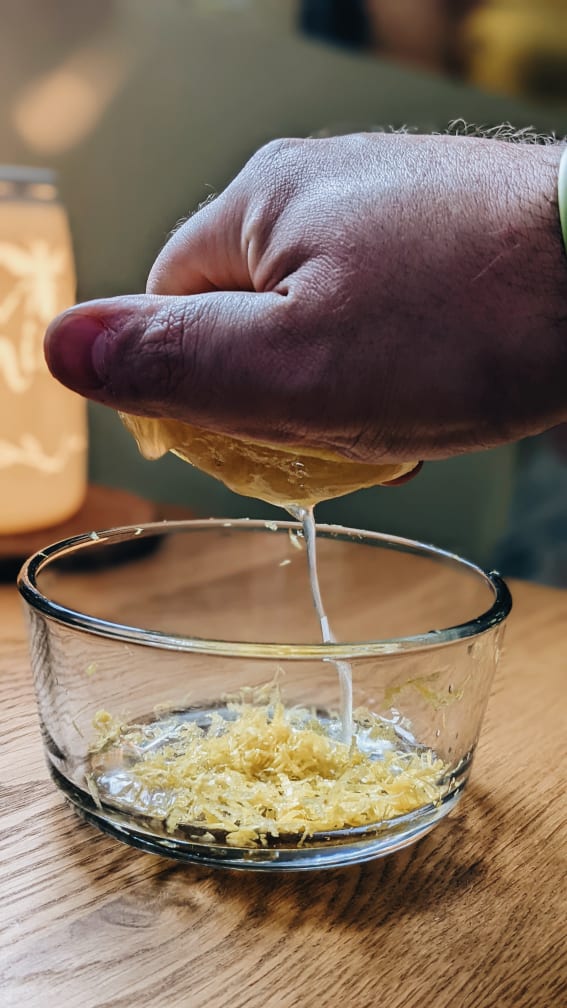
xmin=0 ymin=165 xmax=57 ymax=184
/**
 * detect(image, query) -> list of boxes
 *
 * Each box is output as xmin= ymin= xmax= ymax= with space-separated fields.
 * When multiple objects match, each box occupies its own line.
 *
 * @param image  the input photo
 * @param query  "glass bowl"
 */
xmin=18 ymin=519 xmax=511 ymax=871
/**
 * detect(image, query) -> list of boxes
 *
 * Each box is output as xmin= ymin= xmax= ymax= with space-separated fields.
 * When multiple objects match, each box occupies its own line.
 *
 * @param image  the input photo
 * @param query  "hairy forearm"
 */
xmin=447 ymin=138 xmax=567 ymax=449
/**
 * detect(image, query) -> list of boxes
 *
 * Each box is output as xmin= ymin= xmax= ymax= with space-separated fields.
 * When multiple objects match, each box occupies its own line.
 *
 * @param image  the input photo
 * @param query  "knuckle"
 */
xmin=251 ymin=136 xmax=304 ymax=166
xmin=152 ymin=302 xmax=194 ymax=402
xmin=246 ymin=138 xmax=307 ymax=201
xmin=112 ymin=304 xmax=191 ymax=406
xmin=242 ymin=140 xmax=309 ymax=252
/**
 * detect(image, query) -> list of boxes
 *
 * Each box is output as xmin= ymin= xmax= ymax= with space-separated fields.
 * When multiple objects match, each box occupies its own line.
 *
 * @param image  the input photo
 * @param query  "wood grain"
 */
xmin=0 ymin=485 xmax=158 ymax=560
xmin=1 ymin=555 xmax=566 ymax=1008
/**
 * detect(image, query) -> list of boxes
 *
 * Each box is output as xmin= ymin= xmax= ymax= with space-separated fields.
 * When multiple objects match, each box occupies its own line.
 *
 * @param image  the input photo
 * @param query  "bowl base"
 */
xmin=52 ymin=764 xmax=468 ymax=871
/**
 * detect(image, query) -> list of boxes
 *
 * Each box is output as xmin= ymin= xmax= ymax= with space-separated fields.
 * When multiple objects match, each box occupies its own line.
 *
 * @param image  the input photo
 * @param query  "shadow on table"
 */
xmin=58 ymin=781 xmax=503 ymax=929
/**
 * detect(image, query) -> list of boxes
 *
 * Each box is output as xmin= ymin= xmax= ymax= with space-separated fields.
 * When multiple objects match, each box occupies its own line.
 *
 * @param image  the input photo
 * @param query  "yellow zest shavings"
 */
xmin=89 ymin=711 xmax=130 ymax=753
xmin=384 ymin=671 xmax=465 ymax=711
xmin=89 ymin=700 xmax=446 ymax=848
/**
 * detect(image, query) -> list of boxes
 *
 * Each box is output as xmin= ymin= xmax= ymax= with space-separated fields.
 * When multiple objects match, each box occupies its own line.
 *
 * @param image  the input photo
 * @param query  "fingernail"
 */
xmin=383 ymin=461 xmax=423 ymax=486
xmin=45 ymin=312 xmax=107 ymax=391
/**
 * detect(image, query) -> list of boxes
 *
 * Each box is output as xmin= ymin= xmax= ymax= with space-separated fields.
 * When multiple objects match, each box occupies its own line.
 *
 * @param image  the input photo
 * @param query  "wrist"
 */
xmin=486 ymin=140 xmax=567 ymax=436
xmin=558 ymin=145 xmax=567 ymax=257
xmin=492 ymin=140 xmax=566 ymax=286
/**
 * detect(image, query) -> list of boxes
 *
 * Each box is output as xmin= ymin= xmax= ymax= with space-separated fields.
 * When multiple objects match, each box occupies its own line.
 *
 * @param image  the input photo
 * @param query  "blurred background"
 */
xmin=1 ymin=0 xmax=567 ymax=580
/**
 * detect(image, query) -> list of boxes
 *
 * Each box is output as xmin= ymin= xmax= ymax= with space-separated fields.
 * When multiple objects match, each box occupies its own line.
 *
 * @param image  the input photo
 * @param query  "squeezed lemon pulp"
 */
xmin=119 ymin=413 xmax=417 ymax=508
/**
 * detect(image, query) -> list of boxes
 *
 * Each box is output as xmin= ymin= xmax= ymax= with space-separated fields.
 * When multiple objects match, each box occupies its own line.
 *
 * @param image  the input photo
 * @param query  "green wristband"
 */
xmin=559 ymin=147 xmax=567 ymax=256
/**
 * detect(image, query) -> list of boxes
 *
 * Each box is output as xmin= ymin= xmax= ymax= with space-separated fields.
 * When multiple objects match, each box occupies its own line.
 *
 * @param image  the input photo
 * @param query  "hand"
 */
xmin=44 ymin=132 xmax=567 ymax=462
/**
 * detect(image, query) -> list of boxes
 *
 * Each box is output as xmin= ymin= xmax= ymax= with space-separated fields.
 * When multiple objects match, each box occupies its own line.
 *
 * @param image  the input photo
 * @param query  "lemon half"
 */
xmin=120 ymin=413 xmax=417 ymax=508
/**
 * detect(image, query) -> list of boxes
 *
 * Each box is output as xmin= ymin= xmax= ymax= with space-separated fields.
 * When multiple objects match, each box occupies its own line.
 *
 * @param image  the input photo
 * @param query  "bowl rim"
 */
xmin=17 ymin=518 xmax=512 ymax=659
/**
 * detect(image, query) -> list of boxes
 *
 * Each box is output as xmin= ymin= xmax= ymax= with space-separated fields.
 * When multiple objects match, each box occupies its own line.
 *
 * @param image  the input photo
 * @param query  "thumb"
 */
xmin=44 ymin=290 xmax=298 ymax=436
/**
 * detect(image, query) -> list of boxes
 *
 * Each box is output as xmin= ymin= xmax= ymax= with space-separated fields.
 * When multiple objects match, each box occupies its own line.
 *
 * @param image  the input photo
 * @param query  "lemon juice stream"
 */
xmin=288 ymin=505 xmax=353 ymax=746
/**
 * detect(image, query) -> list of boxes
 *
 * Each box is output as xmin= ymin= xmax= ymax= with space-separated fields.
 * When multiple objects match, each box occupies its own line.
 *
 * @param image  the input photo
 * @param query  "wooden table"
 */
xmin=1 ymin=551 xmax=565 ymax=1008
